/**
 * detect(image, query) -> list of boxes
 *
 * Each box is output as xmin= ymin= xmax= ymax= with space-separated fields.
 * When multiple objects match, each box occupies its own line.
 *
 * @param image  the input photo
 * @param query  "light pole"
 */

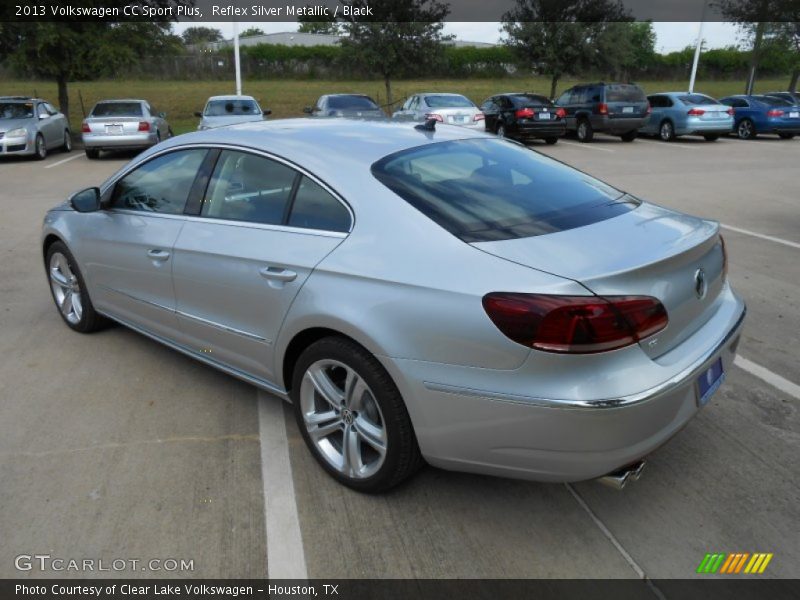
xmin=233 ymin=20 xmax=242 ymax=96
xmin=688 ymin=1 xmax=708 ymax=93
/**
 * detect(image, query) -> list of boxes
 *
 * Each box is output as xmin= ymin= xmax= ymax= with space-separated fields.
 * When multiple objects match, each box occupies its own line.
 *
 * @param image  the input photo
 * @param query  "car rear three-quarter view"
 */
xmin=41 ymin=120 xmax=745 ymax=493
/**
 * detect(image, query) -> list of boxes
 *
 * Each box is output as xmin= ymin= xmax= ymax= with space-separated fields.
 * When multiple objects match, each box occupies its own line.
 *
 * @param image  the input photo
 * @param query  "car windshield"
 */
xmin=606 ymin=85 xmax=647 ymax=103
xmin=372 ymin=139 xmax=635 ymax=243
xmin=327 ymin=96 xmax=379 ymax=110
xmin=424 ymin=95 xmax=474 ymax=108
xmin=0 ymin=102 xmax=34 ymax=119
xmin=91 ymin=102 xmax=143 ymax=117
xmin=510 ymin=94 xmax=551 ymax=107
xmin=204 ymin=99 xmax=260 ymax=116
xmin=678 ymin=94 xmax=719 ymax=105
xmin=754 ymin=95 xmax=792 ymax=107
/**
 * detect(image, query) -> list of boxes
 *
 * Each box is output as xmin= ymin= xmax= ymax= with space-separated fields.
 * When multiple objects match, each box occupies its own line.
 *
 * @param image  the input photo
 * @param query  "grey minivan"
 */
xmin=556 ymin=83 xmax=651 ymax=142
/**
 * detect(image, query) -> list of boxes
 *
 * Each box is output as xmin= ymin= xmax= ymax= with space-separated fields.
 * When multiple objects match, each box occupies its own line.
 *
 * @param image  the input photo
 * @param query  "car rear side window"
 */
xmin=372 ymin=139 xmax=636 ymax=243
xmin=288 ymin=176 xmax=351 ymax=232
xmin=111 ymin=149 xmax=207 ymax=214
xmin=92 ymin=102 xmax=143 ymax=117
xmin=605 ymin=85 xmax=646 ymax=103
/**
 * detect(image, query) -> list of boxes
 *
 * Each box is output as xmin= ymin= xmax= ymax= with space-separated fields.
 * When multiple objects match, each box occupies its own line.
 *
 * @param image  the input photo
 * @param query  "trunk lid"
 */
xmin=85 ymin=116 xmax=142 ymax=134
xmin=432 ymin=107 xmax=482 ymax=126
xmin=472 ymin=203 xmax=725 ymax=358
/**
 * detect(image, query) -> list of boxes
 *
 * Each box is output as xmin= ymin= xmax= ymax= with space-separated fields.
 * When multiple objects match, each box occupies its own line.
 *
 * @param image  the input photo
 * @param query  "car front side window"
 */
xmin=110 ymin=149 xmax=207 ymax=214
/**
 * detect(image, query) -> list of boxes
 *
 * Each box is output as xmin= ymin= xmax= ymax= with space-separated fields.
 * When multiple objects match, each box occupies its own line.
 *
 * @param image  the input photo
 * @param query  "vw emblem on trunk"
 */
xmin=694 ymin=268 xmax=707 ymax=299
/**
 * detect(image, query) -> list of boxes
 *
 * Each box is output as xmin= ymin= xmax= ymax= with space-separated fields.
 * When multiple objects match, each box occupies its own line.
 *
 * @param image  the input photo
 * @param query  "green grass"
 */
xmin=1 ymin=77 xmax=791 ymax=134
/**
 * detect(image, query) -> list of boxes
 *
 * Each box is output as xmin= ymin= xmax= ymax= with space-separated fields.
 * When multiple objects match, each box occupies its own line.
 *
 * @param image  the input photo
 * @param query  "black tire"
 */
xmin=778 ymin=132 xmax=795 ymax=140
xmin=621 ymin=130 xmax=638 ymax=142
xmin=291 ymin=336 xmax=423 ymax=493
xmin=496 ymin=123 xmax=506 ymax=138
xmin=737 ymin=119 xmax=757 ymax=140
xmin=544 ymin=137 xmax=559 ymax=145
xmin=61 ymin=130 xmax=72 ymax=152
xmin=85 ymin=148 xmax=100 ymax=159
xmin=658 ymin=120 xmax=675 ymax=142
xmin=34 ymin=134 xmax=47 ymax=160
xmin=576 ymin=119 xmax=594 ymax=142
xmin=703 ymin=134 xmax=719 ymax=142
xmin=45 ymin=241 xmax=107 ymax=333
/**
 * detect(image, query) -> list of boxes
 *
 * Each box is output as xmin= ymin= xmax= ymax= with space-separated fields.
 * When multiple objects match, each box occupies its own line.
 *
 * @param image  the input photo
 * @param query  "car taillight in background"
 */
xmin=726 ymin=107 xmax=735 ymax=116
xmin=80 ymin=121 xmax=90 ymax=133
xmin=482 ymin=293 xmax=668 ymax=354
xmin=138 ymin=121 xmax=151 ymax=131
xmin=766 ymin=109 xmax=784 ymax=117
xmin=473 ymin=112 xmax=485 ymax=122
xmin=645 ymin=103 xmax=652 ymax=115
xmin=597 ymin=103 xmax=609 ymax=115
xmin=424 ymin=113 xmax=444 ymax=122
xmin=515 ymin=108 xmax=535 ymax=119
xmin=555 ymin=107 xmax=566 ymax=119
xmin=687 ymin=108 xmax=706 ymax=116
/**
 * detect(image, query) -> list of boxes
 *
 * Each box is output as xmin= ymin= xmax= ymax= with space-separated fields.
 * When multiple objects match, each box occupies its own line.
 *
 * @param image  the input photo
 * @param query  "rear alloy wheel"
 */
xmin=778 ymin=132 xmax=795 ymax=140
xmin=61 ymin=130 xmax=72 ymax=152
xmin=659 ymin=121 xmax=675 ymax=142
xmin=576 ymin=119 xmax=593 ymax=142
xmin=704 ymin=134 xmax=719 ymax=142
xmin=85 ymin=148 xmax=100 ymax=159
xmin=292 ymin=336 xmax=423 ymax=493
xmin=544 ymin=137 xmax=559 ymax=145
xmin=496 ymin=123 xmax=507 ymax=138
xmin=46 ymin=242 xmax=106 ymax=333
xmin=737 ymin=119 xmax=756 ymax=140
xmin=34 ymin=134 xmax=47 ymax=160
xmin=621 ymin=130 xmax=638 ymax=142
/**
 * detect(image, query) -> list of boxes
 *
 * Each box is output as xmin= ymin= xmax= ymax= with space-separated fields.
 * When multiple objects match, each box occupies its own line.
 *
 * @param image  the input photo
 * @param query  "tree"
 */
xmin=240 ymin=27 xmax=266 ymax=38
xmin=502 ymin=0 xmax=633 ymax=99
xmin=298 ymin=9 xmax=344 ymax=35
xmin=338 ymin=0 xmax=451 ymax=108
xmin=181 ymin=26 xmax=223 ymax=47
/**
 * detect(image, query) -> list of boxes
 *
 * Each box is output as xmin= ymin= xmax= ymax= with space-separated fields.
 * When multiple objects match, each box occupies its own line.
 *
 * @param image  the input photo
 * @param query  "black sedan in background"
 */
xmin=480 ymin=93 xmax=566 ymax=144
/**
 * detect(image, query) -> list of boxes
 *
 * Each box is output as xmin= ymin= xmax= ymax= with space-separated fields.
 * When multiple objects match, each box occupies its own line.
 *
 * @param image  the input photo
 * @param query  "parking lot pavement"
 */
xmin=0 ymin=135 xmax=798 ymax=582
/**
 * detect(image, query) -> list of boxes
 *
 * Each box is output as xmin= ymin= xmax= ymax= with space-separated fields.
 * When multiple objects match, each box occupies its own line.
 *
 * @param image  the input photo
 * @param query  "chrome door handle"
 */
xmin=259 ymin=266 xmax=297 ymax=282
xmin=147 ymin=249 xmax=170 ymax=261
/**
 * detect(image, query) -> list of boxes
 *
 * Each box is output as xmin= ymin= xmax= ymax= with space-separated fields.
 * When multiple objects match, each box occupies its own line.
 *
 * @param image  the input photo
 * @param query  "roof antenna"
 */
xmin=415 ymin=118 xmax=437 ymax=132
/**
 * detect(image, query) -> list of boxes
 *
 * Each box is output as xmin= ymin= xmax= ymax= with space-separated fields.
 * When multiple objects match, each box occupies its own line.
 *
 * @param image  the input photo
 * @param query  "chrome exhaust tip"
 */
xmin=597 ymin=459 xmax=646 ymax=490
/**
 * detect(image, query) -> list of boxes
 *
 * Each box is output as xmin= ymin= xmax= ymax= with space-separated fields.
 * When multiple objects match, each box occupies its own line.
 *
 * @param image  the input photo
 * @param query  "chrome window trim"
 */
xmin=101 ymin=142 xmax=354 ymax=234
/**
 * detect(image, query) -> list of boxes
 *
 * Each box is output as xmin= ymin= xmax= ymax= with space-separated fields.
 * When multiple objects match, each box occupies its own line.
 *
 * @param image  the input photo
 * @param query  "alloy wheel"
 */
xmin=299 ymin=359 xmax=387 ymax=480
xmin=497 ymin=124 xmax=506 ymax=138
xmin=63 ymin=131 xmax=72 ymax=152
xmin=738 ymin=120 xmax=754 ymax=139
xmin=35 ymin=135 xmax=46 ymax=159
xmin=49 ymin=252 xmax=83 ymax=325
xmin=660 ymin=121 xmax=674 ymax=141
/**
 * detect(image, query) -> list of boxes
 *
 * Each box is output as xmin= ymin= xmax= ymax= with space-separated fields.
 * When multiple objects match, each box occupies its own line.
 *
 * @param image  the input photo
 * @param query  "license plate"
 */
xmin=623 ymin=106 xmax=634 ymax=113
xmin=105 ymin=124 xmax=123 ymax=135
xmin=790 ymin=111 xmax=799 ymax=118
xmin=537 ymin=112 xmax=551 ymax=120
xmin=697 ymin=357 xmax=725 ymax=407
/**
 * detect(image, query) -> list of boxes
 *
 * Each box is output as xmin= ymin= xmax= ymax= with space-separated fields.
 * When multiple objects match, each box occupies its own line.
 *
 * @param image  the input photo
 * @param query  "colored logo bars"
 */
xmin=696 ymin=553 xmax=773 ymax=574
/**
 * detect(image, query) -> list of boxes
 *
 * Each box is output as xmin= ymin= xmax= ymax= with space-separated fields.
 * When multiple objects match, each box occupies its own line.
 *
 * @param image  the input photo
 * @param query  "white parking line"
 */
xmin=44 ymin=154 xmax=83 ymax=169
xmin=721 ymin=223 xmax=800 ymax=251
xmin=735 ymin=356 xmax=800 ymax=401
xmin=559 ymin=140 xmax=616 ymax=153
xmin=258 ymin=391 xmax=308 ymax=579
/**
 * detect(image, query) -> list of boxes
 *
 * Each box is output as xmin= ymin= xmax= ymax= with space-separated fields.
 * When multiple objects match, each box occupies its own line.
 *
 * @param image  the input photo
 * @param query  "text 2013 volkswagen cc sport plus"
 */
xmin=42 ymin=119 xmax=745 ymax=492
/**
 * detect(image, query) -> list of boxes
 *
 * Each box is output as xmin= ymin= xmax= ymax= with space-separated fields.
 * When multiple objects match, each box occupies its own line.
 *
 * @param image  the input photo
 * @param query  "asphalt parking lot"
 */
xmin=0 ymin=132 xmax=798 ymax=584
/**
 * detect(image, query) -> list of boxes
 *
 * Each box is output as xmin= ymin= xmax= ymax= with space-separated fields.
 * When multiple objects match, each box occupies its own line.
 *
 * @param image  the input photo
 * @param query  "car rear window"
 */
xmin=510 ymin=94 xmax=551 ymax=107
xmin=754 ymin=95 xmax=792 ymax=107
xmin=678 ymin=94 xmax=720 ymax=105
xmin=605 ymin=85 xmax=646 ymax=103
xmin=92 ymin=102 xmax=143 ymax=117
xmin=372 ymin=139 xmax=637 ymax=243
xmin=328 ymin=96 xmax=379 ymax=110
xmin=0 ymin=102 xmax=34 ymax=119
xmin=205 ymin=99 xmax=260 ymax=116
xmin=424 ymin=95 xmax=474 ymax=108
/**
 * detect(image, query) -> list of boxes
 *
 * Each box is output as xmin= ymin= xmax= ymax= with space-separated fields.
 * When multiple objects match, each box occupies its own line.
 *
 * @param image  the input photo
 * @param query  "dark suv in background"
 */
xmin=556 ymin=83 xmax=650 ymax=142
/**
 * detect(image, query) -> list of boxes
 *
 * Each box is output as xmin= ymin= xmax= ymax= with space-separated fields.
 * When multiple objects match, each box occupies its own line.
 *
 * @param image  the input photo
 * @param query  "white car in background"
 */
xmin=195 ymin=95 xmax=271 ymax=130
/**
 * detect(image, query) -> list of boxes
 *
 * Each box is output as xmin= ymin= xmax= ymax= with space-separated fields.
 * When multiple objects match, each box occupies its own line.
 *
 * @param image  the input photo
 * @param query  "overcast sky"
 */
xmin=173 ymin=21 xmax=744 ymax=53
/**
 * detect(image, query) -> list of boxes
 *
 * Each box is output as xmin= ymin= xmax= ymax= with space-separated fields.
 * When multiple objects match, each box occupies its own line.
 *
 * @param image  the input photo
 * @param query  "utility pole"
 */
xmin=233 ymin=20 xmax=242 ymax=96
xmin=745 ymin=22 xmax=766 ymax=95
xmin=688 ymin=1 xmax=708 ymax=93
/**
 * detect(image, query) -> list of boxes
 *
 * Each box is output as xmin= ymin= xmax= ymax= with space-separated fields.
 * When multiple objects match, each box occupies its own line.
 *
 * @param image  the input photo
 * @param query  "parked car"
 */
xmin=555 ymin=82 xmax=650 ymax=142
xmin=304 ymin=94 xmax=385 ymax=118
xmin=480 ymin=93 xmax=566 ymax=144
xmin=195 ymin=95 xmax=271 ymax=130
xmin=82 ymin=99 xmax=172 ymax=159
xmin=0 ymin=96 xmax=71 ymax=160
xmin=640 ymin=92 xmax=734 ymax=142
xmin=719 ymin=94 xmax=800 ymax=140
xmin=765 ymin=91 xmax=800 ymax=105
xmin=392 ymin=93 xmax=484 ymax=130
xmin=42 ymin=119 xmax=745 ymax=492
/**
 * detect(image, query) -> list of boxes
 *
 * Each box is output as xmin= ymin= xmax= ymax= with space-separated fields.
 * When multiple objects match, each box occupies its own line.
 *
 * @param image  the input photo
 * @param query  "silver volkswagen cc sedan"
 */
xmin=41 ymin=119 xmax=746 ymax=492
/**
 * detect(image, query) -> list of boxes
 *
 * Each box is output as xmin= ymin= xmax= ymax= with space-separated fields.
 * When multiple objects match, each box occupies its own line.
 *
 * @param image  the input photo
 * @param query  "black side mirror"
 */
xmin=70 ymin=187 xmax=101 ymax=213
xmin=194 ymin=111 xmax=202 ymax=118
xmin=262 ymin=109 xmax=272 ymax=116
xmin=303 ymin=107 xmax=313 ymax=114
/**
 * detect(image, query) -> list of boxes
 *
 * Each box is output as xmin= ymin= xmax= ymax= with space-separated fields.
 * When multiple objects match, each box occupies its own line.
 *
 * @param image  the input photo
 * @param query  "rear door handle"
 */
xmin=147 ymin=249 xmax=170 ymax=262
xmin=259 ymin=266 xmax=297 ymax=282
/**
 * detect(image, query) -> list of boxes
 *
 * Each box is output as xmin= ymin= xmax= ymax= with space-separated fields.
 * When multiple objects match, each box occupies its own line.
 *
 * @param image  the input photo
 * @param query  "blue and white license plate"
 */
xmin=697 ymin=357 xmax=725 ymax=407
xmin=790 ymin=111 xmax=799 ymax=118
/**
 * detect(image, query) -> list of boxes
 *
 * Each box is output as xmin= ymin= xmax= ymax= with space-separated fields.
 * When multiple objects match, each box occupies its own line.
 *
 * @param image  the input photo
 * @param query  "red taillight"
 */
xmin=555 ymin=107 xmax=566 ymax=119
xmin=482 ymin=293 xmax=668 ymax=354
xmin=645 ymin=103 xmax=652 ymax=115
xmin=687 ymin=108 xmax=706 ymax=116
xmin=424 ymin=113 xmax=444 ymax=122
xmin=138 ymin=121 xmax=150 ymax=131
xmin=597 ymin=103 xmax=609 ymax=115
xmin=766 ymin=109 xmax=784 ymax=117
xmin=81 ymin=121 xmax=90 ymax=133
xmin=726 ymin=107 xmax=735 ymax=116
xmin=720 ymin=235 xmax=728 ymax=281
xmin=515 ymin=107 xmax=535 ymax=119
xmin=473 ymin=112 xmax=485 ymax=122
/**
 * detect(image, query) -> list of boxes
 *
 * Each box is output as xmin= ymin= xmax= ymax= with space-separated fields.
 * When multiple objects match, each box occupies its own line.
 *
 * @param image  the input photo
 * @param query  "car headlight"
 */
xmin=5 ymin=128 xmax=27 ymax=138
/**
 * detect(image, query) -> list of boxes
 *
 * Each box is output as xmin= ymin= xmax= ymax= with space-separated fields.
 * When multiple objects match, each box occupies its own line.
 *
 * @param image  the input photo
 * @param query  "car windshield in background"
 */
xmin=511 ymin=94 xmax=551 ymax=107
xmin=372 ymin=139 xmax=635 ymax=243
xmin=328 ymin=96 xmax=379 ymax=110
xmin=92 ymin=102 xmax=143 ymax=117
xmin=606 ymin=85 xmax=646 ymax=103
xmin=0 ymin=102 xmax=34 ymax=119
xmin=205 ymin=100 xmax=259 ymax=116
xmin=754 ymin=95 xmax=793 ymax=107
xmin=424 ymin=95 xmax=474 ymax=108
xmin=679 ymin=94 xmax=719 ymax=105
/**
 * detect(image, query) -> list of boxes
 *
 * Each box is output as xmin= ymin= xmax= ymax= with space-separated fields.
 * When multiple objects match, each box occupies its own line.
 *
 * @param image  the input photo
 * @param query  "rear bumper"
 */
xmin=594 ymin=116 xmax=648 ymax=134
xmin=680 ymin=118 xmax=734 ymax=135
xmin=382 ymin=284 xmax=746 ymax=483
xmin=82 ymin=132 xmax=157 ymax=149
xmin=510 ymin=122 xmax=566 ymax=140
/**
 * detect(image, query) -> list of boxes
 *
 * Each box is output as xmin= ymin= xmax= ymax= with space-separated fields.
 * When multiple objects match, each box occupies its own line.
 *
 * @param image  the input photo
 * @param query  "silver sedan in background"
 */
xmin=41 ymin=120 xmax=745 ymax=493
xmin=81 ymin=99 xmax=171 ymax=159
xmin=393 ymin=92 xmax=485 ymax=130
xmin=0 ymin=96 xmax=71 ymax=159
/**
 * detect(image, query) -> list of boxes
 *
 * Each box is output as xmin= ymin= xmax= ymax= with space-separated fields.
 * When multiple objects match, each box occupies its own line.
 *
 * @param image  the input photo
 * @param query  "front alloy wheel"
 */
xmin=49 ymin=251 xmax=83 ymax=326
xmin=34 ymin=134 xmax=47 ymax=160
